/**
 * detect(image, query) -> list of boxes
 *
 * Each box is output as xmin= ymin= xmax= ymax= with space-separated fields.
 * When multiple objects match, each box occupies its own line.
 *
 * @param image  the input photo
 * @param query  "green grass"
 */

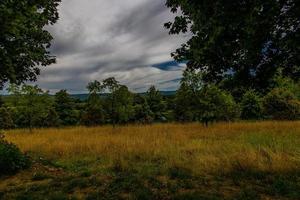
xmin=1 ymin=122 xmax=300 ymax=199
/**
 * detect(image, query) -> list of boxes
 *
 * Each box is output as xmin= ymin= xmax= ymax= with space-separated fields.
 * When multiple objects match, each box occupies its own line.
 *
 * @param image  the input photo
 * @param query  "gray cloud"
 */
xmin=37 ymin=0 xmax=188 ymax=94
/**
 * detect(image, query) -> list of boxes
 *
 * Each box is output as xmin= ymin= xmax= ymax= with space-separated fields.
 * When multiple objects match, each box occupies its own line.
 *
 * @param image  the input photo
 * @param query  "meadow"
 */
xmin=1 ymin=121 xmax=300 ymax=200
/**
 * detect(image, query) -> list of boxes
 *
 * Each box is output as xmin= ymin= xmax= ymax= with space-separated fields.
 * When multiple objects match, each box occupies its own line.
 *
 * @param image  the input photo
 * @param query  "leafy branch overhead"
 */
xmin=165 ymin=0 xmax=300 ymax=91
xmin=0 ymin=0 xmax=61 ymax=88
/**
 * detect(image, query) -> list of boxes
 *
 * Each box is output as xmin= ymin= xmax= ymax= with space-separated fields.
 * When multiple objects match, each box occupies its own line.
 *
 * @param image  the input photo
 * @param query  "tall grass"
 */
xmin=5 ymin=121 xmax=300 ymax=175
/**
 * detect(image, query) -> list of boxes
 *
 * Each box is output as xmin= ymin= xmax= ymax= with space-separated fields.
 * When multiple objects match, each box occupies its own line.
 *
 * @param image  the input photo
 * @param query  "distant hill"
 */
xmin=70 ymin=91 xmax=176 ymax=101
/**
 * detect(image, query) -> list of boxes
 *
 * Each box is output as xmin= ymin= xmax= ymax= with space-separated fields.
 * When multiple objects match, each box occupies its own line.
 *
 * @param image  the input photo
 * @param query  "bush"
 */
xmin=263 ymin=88 xmax=300 ymax=120
xmin=241 ymin=90 xmax=263 ymax=120
xmin=0 ymin=107 xmax=14 ymax=129
xmin=0 ymin=133 xmax=31 ymax=175
xmin=199 ymin=85 xmax=240 ymax=124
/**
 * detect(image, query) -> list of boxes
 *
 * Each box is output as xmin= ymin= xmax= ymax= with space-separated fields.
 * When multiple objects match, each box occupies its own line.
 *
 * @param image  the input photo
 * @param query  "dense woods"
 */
xmin=1 ymin=74 xmax=299 ymax=129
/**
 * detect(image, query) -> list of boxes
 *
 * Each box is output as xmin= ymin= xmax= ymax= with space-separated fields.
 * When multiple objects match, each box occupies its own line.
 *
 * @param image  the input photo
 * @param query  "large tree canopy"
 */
xmin=0 ymin=0 xmax=60 ymax=88
xmin=165 ymin=0 xmax=299 ymax=91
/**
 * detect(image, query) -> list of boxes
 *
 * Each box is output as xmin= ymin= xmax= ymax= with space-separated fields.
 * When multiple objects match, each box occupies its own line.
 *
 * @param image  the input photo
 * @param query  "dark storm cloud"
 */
xmin=37 ymin=0 xmax=189 ymax=93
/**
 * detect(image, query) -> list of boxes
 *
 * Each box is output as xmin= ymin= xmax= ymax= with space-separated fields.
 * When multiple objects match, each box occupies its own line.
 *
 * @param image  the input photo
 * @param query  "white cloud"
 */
xmin=37 ymin=0 xmax=188 ymax=94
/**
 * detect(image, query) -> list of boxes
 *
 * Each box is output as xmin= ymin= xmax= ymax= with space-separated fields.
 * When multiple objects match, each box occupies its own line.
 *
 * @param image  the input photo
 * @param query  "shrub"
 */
xmin=263 ymin=88 xmax=300 ymax=120
xmin=0 ymin=133 xmax=31 ymax=175
xmin=241 ymin=90 xmax=263 ymax=120
xmin=199 ymin=85 xmax=240 ymax=124
xmin=0 ymin=107 xmax=14 ymax=129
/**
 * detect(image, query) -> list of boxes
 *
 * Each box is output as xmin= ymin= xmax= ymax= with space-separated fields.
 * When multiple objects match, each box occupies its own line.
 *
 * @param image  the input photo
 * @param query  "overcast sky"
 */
xmin=35 ymin=0 xmax=189 ymax=94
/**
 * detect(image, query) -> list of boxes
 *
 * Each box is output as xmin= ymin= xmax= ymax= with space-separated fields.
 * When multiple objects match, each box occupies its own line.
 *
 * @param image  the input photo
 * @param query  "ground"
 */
xmin=1 ymin=122 xmax=300 ymax=200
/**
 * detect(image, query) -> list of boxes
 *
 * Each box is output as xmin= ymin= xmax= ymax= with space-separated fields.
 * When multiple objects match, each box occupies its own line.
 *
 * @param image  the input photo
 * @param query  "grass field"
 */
xmin=1 ymin=121 xmax=300 ymax=200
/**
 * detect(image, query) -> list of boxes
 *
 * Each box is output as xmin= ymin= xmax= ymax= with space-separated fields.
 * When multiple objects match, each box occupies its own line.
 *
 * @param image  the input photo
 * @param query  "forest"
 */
xmin=0 ymin=73 xmax=300 ymax=130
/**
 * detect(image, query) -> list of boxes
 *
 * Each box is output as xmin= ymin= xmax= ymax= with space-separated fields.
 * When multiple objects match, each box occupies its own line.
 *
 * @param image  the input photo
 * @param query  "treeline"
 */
xmin=0 ymin=74 xmax=300 ymax=129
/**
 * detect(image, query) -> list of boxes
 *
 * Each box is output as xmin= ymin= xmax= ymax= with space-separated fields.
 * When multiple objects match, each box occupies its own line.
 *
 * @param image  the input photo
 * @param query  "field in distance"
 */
xmin=1 ymin=121 xmax=300 ymax=200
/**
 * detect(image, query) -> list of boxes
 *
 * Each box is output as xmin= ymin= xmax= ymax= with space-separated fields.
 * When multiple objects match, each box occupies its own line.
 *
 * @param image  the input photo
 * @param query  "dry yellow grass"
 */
xmin=5 ymin=121 xmax=300 ymax=175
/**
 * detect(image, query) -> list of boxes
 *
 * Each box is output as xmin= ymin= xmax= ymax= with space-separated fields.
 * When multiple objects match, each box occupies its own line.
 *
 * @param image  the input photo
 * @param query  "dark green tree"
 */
xmin=102 ymin=77 xmax=121 ymax=126
xmin=0 ymin=0 xmax=61 ymax=88
xmin=175 ymin=70 xmax=240 ymax=124
xmin=165 ymin=0 xmax=300 ymax=91
xmin=133 ymin=94 xmax=153 ymax=123
xmin=54 ymin=90 xmax=78 ymax=126
xmin=145 ymin=86 xmax=166 ymax=121
xmin=82 ymin=81 xmax=105 ymax=126
xmin=43 ymin=108 xmax=59 ymax=127
xmin=174 ymin=70 xmax=204 ymax=122
xmin=113 ymin=85 xmax=135 ymax=124
xmin=241 ymin=90 xmax=263 ymax=120
xmin=0 ymin=96 xmax=4 ymax=107
xmin=7 ymin=84 xmax=53 ymax=129
xmin=263 ymin=88 xmax=300 ymax=120
xmin=0 ymin=107 xmax=14 ymax=129
xmin=199 ymin=85 xmax=240 ymax=125
xmin=175 ymin=82 xmax=195 ymax=122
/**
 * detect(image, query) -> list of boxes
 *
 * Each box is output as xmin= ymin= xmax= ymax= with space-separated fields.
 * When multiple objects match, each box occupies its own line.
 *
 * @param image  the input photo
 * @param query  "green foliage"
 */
xmin=102 ymin=77 xmax=121 ymax=125
xmin=175 ymin=82 xmax=196 ymax=121
xmin=44 ymin=108 xmax=59 ymax=127
xmin=0 ymin=107 xmax=14 ymax=129
xmin=7 ymin=84 xmax=54 ymax=128
xmin=199 ymin=85 xmax=240 ymax=124
xmin=272 ymin=75 xmax=300 ymax=99
xmin=0 ymin=134 xmax=30 ymax=175
xmin=0 ymin=0 xmax=61 ymax=88
xmin=241 ymin=90 xmax=263 ymax=120
xmin=54 ymin=90 xmax=78 ymax=126
xmin=175 ymin=70 xmax=240 ymax=123
xmin=146 ymin=86 xmax=166 ymax=121
xmin=263 ymin=88 xmax=300 ymax=120
xmin=165 ymin=0 xmax=300 ymax=91
xmin=133 ymin=94 xmax=153 ymax=123
xmin=83 ymin=81 xmax=105 ymax=126
xmin=113 ymin=85 xmax=135 ymax=124
xmin=81 ymin=95 xmax=105 ymax=126
xmin=0 ymin=96 xmax=4 ymax=107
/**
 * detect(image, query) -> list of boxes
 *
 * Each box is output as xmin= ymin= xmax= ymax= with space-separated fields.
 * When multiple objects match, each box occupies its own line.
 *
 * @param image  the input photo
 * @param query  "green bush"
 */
xmin=0 ymin=133 xmax=31 ymax=175
xmin=0 ymin=107 xmax=14 ymax=129
xmin=199 ymin=85 xmax=240 ymax=124
xmin=241 ymin=90 xmax=263 ymax=120
xmin=263 ymin=88 xmax=300 ymax=120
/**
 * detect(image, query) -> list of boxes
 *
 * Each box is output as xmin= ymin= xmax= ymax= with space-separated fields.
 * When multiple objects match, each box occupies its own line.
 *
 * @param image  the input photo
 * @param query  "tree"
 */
xmin=175 ymin=70 xmax=239 ymax=124
xmin=175 ymin=81 xmax=196 ymax=122
xmin=241 ymin=90 xmax=263 ymax=120
xmin=0 ymin=107 xmax=14 ymax=129
xmin=82 ymin=81 xmax=105 ymax=126
xmin=199 ymin=85 xmax=240 ymax=125
xmin=113 ymin=85 xmax=135 ymax=124
xmin=263 ymin=88 xmax=300 ymax=120
xmin=102 ymin=77 xmax=121 ymax=126
xmin=165 ymin=0 xmax=300 ymax=92
xmin=43 ymin=108 xmax=59 ymax=127
xmin=0 ymin=96 xmax=4 ymax=107
xmin=7 ymin=84 xmax=53 ymax=129
xmin=54 ymin=90 xmax=78 ymax=126
xmin=175 ymin=70 xmax=204 ymax=122
xmin=0 ymin=0 xmax=61 ymax=88
xmin=145 ymin=86 xmax=166 ymax=121
xmin=271 ymin=74 xmax=300 ymax=99
xmin=133 ymin=94 xmax=153 ymax=123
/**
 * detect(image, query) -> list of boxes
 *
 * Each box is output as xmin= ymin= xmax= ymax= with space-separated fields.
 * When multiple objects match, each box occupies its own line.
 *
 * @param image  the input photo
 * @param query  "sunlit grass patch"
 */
xmin=2 ymin=121 xmax=300 ymax=199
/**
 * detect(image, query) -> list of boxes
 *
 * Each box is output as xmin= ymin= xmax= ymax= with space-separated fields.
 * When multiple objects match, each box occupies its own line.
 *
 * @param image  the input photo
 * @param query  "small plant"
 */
xmin=0 ymin=132 xmax=31 ymax=175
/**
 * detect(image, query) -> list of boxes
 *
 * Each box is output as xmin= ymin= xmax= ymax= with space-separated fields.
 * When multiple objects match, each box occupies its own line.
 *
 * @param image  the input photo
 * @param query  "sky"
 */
xmin=35 ymin=0 xmax=189 ymax=94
